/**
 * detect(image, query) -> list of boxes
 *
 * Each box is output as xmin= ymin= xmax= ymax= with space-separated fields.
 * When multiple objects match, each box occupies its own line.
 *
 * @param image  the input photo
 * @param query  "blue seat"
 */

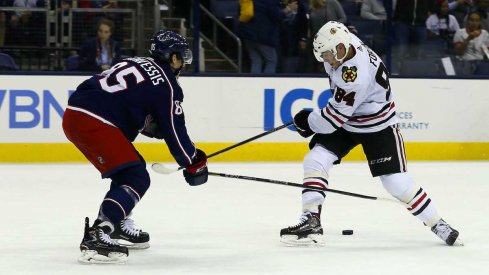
xmin=0 ymin=53 xmax=19 ymax=71
xmin=474 ymin=62 xmax=489 ymax=75
xmin=423 ymin=38 xmax=449 ymax=58
xmin=451 ymin=59 xmax=476 ymax=75
xmin=400 ymin=59 xmax=443 ymax=76
xmin=210 ymin=0 xmax=239 ymax=19
xmin=66 ymin=55 xmax=80 ymax=71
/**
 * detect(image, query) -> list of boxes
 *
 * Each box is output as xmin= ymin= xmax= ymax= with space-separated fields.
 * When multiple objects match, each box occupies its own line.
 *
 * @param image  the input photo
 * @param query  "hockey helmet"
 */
xmin=149 ymin=30 xmax=193 ymax=65
xmin=313 ymin=21 xmax=352 ymax=63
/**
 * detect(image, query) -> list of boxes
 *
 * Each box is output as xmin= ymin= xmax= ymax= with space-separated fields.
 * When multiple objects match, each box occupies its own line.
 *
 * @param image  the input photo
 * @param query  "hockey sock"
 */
xmin=98 ymin=165 xmax=150 ymax=224
xmin=405 ymin=187 xmax=440 ymax=227
xmin=302 ymin=145 xmax=337 ymax=215
xmin=380 ymin=172 xmax=440 ymax=227
xmin=100 ymin=187 xmax=137 ymax=224
xmin=302 ymin=174 xmax=328 ymax=215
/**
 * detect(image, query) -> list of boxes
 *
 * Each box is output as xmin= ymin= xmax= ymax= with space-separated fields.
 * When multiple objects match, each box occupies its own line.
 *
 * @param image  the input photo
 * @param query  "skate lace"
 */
xmin=121 ymin=218 xmax=142 ymax=237
xmin=290 ymin=213 xmax=311 ymax=228
xmin=98 ymin=229 xmax=119 ymax=245
xmin=432 ymin=220 xmax=452 ymax=241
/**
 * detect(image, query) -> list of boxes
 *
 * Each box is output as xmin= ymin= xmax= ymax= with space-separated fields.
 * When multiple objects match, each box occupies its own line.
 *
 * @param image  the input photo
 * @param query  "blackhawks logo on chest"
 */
xmin=342 ymin=66 xmax=357 ymax=82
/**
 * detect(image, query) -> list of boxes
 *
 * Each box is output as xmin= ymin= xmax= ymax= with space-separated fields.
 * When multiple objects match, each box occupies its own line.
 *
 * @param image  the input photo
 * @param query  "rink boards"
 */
xmin=0 ymin=75 xmax=488 ymax=162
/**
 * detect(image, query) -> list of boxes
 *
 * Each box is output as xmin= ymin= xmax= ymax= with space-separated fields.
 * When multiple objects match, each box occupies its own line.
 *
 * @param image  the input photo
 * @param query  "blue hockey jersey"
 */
xmin=67 ymin=57 xmax=196 ymax=167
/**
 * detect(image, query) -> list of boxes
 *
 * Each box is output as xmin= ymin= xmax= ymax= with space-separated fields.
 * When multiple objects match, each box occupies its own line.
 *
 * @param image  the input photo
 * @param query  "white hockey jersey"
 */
xmin=308 ymin=35 xmax=398 ymax=134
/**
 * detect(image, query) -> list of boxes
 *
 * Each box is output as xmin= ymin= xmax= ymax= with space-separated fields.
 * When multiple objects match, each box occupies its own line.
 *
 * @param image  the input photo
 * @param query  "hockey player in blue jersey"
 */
xmin=62 ymin=30 xmax=209 ymax=264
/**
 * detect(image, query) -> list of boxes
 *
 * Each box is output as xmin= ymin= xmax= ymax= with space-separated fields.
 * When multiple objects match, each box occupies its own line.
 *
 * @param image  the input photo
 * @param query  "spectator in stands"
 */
xmin=278 ymin=0 xmax=309 ymax=73
xmin=360 ymin=0 xmax=389 ymax=21
xmin=392 ymin=0 xmax=435 ymax=72
xmin=449 ymin=0 xmax=473 ymax=26
xmin=79 ymin=17 xmax=121 ymax=72
xmin=471 ymin=0 xmax=489 ymax=31
xmin=308 ymin=0 xmax=347 ymax=72
xmin=450 ymin=0 xmax=473 ymax=10
xmin=78 ymin=0 xmax=117 ymax=9
xmin=453 ymin=11 xmax=489 ymax=60
xmin=61 ymin=0 xmax=71 ymax=15
xmin=9 ymin=0 xmax=46 ymax=45
xmin=76 ymin=0 xmax=122 ymax=45
xmin=0 ymin=0 xmax=11 ymax=47
xmin=238 ymin=0 xmax=298 ymax=74
xmin=11 ymin=0 xmax=42 ymax=27
xmin=426 ymin=0 xmax=460 ymax=40
xmin=359 ymin=0 xmax=394 ymax=57
xmin=310 ymin=0 xmax=347 ymax=36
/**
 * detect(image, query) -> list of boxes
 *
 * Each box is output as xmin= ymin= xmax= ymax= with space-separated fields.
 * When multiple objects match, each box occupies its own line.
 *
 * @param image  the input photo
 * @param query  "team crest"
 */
xmin=342 ymin=66 xmax=357 ymax=82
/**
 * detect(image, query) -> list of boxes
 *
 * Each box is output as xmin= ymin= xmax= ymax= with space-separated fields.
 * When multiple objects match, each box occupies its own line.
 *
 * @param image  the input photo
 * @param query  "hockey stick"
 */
xmin=152 ymin=122 xmax=294 ymax=174
xmin=208 ymin=171 xmax=400 ymax=203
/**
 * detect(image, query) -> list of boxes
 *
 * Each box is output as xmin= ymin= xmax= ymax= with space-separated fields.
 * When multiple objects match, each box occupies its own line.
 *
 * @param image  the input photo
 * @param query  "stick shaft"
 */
xmin=209 ymin=172 xmax=383 ymax=201
xmin=207 ymin=122 xmax=293 ymax=158
xmin=152 ymin=122 xmax=293 ymax=174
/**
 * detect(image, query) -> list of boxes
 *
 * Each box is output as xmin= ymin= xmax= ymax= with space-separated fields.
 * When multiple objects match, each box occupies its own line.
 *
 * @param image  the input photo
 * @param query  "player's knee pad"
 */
xmin=110 ymin=164 xmax=151 ymax=202
xmin=303 ymin=145 xmax=337 ymax=176
xmin=380 ymin=172 xmax=417 ymax=203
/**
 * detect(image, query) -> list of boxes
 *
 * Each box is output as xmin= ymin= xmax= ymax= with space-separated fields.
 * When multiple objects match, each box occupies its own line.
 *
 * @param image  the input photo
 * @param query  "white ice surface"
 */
xmin=1 ymin=162 xmax=488 ymax=275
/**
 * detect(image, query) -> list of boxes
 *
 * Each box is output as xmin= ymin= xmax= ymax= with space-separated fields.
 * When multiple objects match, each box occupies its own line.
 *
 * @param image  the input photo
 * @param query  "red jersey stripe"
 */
xmin=350 ymin=102 xmax=396 ymax=123
xmin=408 ymin=192 xmax=427 ymax=211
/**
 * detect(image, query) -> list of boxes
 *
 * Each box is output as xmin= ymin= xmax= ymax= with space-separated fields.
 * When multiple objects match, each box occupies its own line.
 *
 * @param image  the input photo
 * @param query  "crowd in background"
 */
xmin=0 ymin=0 xmax=124 ymax=71
xmin=231 ymin=0 xmax=489 ymax=75
xmin=1 ymin=0 xmax=489 ymax=75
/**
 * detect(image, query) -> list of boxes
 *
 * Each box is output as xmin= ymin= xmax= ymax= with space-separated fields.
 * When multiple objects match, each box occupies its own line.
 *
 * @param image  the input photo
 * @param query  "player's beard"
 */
xmin=174 ymin=64 xmax=184 ymax=79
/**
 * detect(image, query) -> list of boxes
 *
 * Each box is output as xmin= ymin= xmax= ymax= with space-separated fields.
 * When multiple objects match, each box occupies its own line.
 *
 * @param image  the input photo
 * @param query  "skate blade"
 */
xmin=453 ymin=237 xmax=464 ymax=246
xmin=115 ymin=239 xmax=150 ymax=250
xmin=78 ymin=250 xmax=128 ymax=264
xmin=280 ymin=234 xmax=325 ymax=247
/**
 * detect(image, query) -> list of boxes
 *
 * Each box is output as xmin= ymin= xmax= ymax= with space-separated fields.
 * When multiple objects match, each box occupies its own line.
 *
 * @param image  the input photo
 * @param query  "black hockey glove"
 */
xmin=293 ymin=110 xmax=314 ymax=138
xmin=140 ymin=121 xmax=164 ymax=139
xmin=183 ymin=148 xmax=208 ymax=186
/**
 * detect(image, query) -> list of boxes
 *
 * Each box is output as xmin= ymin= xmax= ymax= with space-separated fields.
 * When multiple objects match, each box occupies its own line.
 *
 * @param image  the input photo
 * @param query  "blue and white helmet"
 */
xmin=149 ymin=30 xmax=193 ymax=64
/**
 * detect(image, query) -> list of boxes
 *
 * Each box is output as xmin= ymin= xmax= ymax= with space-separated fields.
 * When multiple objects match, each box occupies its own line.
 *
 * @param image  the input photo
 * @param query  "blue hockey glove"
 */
xmin=183 ymin=148 xmax=208 ymax=186
xmin=294 ymin=110 xmax=314 ymax=138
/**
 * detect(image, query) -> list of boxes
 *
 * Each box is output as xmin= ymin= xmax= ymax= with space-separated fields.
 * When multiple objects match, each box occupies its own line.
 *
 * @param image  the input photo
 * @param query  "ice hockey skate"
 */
xmin=431 ymin=219 xmax=463 ymax=246
xmin=280 ymin=212 xmax=325 ymax=246
xmin=78 ymin=217 xmax=129 ymax=264
xmin=110 ymin=217 xmax=150 ymax=249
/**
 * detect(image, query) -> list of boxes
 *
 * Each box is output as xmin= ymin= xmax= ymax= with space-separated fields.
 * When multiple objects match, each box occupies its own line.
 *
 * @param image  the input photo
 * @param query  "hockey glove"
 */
xmin=293 ymin=110 xmax=314 ymax=138
xmin=141 ymin=121 xmax=164 ymax=139
xmin=183 ymin=148 xmax=208 ymax=186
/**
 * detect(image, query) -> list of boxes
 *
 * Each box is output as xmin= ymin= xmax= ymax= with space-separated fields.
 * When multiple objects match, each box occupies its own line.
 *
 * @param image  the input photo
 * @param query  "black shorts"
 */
xmin=309 ymin=124 xmax=407 ymax=177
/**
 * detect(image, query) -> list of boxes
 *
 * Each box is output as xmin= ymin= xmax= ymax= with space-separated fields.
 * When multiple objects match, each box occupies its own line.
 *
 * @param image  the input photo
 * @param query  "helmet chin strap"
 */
xmin=333 ymin=44 xmax=348 ymax=64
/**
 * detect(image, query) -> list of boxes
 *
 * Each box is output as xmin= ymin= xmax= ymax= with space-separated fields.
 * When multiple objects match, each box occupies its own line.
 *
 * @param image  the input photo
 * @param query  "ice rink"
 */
xmin=1 ymin=161 xmax=488 ymax=275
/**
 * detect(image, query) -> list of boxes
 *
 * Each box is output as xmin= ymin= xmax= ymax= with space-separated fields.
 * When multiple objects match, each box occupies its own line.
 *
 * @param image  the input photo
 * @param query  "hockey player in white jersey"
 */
xmin=280 ymin=21 xmax=462 ymax=246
